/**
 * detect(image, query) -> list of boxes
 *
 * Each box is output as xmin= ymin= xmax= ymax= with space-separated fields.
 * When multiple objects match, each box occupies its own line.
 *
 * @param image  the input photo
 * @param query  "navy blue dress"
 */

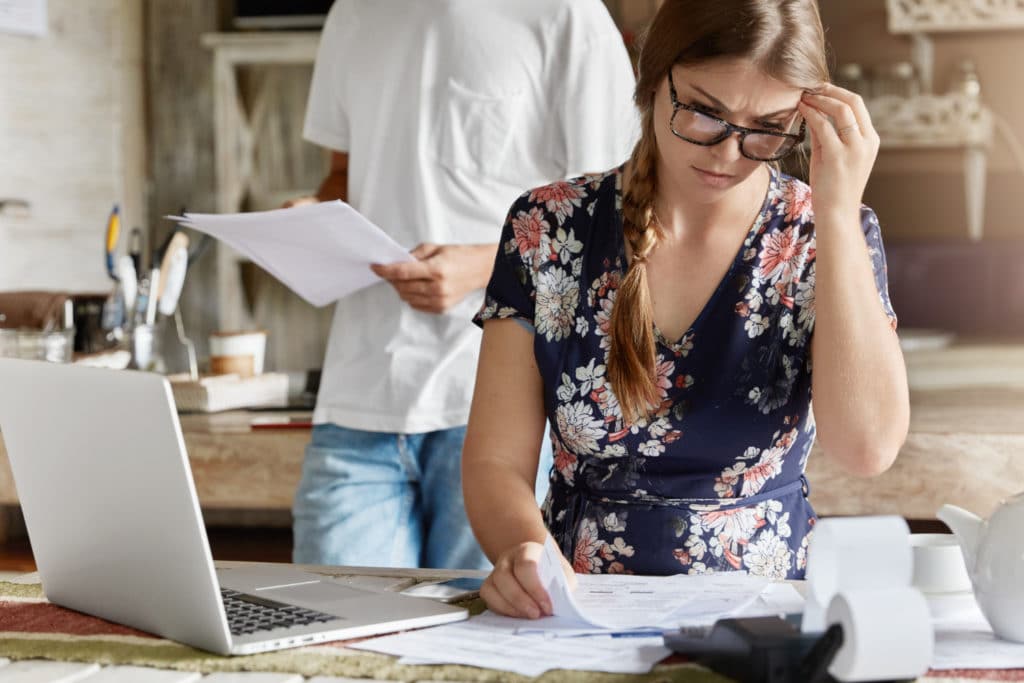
xmin=475 ymin=166 xmax=896 ymax=579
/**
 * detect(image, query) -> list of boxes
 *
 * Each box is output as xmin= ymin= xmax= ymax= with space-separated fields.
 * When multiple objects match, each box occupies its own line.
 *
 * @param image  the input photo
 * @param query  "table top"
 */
xmin=0 ymin=565 xmax=1019 ymax=679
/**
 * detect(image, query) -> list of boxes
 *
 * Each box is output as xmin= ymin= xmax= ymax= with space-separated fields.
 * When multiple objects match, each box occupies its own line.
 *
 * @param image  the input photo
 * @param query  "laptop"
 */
xmin=0 ymin=358 xmax=467 ymax=655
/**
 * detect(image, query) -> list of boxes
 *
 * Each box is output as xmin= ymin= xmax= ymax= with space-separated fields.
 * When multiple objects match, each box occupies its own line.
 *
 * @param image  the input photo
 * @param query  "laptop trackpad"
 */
xmin=260 ymin=581 xmax=367 ymax=607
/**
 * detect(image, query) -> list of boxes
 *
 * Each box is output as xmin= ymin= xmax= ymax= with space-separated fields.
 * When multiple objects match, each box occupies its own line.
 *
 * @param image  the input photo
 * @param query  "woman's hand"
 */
xmin=797 ymin=83 xmax=880 ymax=221
xmin=480 ymin=541 xmax=577 ymax=619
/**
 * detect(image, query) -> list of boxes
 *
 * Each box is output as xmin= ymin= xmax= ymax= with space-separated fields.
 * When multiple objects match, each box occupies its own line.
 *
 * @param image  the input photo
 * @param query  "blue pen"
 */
xmin=609 ymin=630 xmax=667 ymax=639
xmin=104 ymin=204 xmax=121 ymax=281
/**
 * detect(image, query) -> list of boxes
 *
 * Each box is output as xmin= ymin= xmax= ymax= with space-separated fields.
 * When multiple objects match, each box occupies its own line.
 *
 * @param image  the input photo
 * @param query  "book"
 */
xmin=169 ymin=372 xmax=289 ymax=413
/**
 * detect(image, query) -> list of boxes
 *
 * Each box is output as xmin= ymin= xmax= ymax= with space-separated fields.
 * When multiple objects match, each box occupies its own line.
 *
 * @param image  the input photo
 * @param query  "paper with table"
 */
xmin=353 ymin=536 xmax=804 ymax=676
xmin=170 ymin=201 xmax=413 ymax=307
xmin=518 ymin=536 xmax=774 ymax=635
xmin=928 ymin=593 xmax=1024 ymax=670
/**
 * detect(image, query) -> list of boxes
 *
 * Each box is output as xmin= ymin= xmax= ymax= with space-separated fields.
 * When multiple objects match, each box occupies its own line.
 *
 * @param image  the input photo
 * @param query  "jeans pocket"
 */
xmin=305 ymin=426 xmax=404 ymax=482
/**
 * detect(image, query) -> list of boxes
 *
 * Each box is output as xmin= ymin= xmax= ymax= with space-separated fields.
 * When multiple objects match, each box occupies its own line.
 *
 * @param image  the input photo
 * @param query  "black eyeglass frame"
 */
xmin=667 ymin=71 xmax=806 ymax=162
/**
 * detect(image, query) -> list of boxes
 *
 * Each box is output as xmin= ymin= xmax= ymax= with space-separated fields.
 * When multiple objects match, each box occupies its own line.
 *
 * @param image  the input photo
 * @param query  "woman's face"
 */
xmin=652 ymin=58 xmax=805 ymax=202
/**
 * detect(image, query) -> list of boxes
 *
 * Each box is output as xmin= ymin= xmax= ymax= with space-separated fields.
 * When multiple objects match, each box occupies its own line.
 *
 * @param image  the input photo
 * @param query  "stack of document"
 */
xmin=171 ymin=202 xmax=413 ymax=307
xmin=352 ymin=538 xmax=806 ymax=676
xmin=169 ymin=372 xmax=289 ymax=413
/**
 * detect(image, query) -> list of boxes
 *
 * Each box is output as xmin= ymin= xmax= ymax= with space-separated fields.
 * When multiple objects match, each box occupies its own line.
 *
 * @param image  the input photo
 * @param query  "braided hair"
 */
xmin=606 ymin=0 xmax=829 ymax=424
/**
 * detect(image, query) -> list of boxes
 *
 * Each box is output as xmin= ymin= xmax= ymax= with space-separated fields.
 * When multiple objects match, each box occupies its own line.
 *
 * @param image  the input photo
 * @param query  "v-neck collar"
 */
xmin=612 ymin=166 xmax=779 ymax=354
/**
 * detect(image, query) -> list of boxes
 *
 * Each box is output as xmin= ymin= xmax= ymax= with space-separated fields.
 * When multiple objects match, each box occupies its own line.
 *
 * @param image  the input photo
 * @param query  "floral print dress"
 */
xmin=474 ymin=166 xmax=897 ymax=579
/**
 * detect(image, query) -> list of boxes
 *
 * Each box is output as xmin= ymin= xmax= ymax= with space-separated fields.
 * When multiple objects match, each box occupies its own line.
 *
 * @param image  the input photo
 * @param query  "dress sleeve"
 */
xmin=860 ymin=206 xmax=898 ymax=330
xmin=473 ymin=193 xmax=540 ymax=330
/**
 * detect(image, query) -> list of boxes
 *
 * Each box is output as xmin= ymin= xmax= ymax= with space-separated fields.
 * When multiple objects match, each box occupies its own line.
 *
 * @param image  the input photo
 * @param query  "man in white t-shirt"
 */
xmin=291 ymin=0 xmax=638 ymax=568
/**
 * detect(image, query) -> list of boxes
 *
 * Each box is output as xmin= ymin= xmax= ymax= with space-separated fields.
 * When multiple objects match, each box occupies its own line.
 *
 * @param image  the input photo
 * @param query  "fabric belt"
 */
xmin=555 ymin=473 xmax=811 ymax=556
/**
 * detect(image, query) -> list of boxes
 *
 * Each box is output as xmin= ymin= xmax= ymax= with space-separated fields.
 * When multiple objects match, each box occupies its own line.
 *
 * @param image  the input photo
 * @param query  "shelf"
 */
xmin=203 ymin=32 xmax=321 ymax=331
xmin=868 ymin=93 xmax=993 ymax=149
xmin=887 ymin=0 xmax=1024 ymax=33
xmin=866 ymin=93 xmax=992 ymax=241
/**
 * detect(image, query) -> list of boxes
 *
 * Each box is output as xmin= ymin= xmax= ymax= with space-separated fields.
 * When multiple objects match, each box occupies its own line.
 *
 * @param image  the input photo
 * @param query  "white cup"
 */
xmin=910 ymin=533 xmax=972 ymax=594
xmin=209 ymin=330 xmax=267 ymax=375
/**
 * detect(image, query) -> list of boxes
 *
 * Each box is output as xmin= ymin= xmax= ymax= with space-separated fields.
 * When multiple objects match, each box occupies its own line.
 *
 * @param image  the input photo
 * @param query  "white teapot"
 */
xmin=938 ymin=495 xmax=1024 ymax=643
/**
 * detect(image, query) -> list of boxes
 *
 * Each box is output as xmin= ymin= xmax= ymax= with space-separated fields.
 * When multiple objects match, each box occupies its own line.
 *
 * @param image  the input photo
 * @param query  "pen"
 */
xmin=145 ymin=267 xmax=161 ymax=326
xmin=104 ymin=205 xmax=120 ymax=281
xmin=156 ymin=232 xmax=190 ymax=302
xmin=118 ymin=255 xmax=137 ymax=320
xmin=128 ymin=227 xmax=144 ymax=277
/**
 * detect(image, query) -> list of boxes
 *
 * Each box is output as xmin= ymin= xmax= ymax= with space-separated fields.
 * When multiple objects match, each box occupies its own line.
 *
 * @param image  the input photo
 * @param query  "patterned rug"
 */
xmin=0 ymin=582 xmax=1020 ymax=682
xmin=0 ymin=582 xmax=726 ymax=682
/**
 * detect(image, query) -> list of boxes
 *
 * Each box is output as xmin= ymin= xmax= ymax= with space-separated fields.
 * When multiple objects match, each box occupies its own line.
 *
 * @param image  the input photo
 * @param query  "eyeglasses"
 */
xmin=667 ymin=71 xmax=805 ymax=162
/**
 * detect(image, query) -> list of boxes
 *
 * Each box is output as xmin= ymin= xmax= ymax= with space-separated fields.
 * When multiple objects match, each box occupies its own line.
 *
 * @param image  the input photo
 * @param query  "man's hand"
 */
xmin=281 ymin=195 xmax=319 ymax=208
xmin=371 ymin=242 xmax=497 ymax=314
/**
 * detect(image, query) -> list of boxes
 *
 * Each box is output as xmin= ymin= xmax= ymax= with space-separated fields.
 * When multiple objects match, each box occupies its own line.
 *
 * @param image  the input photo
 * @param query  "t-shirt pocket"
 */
xmin=431 ymin=77 xmax=526 ymax=183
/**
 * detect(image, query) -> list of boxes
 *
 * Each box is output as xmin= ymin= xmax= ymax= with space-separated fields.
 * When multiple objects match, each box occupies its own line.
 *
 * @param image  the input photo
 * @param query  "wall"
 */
xmin=818 ymin=2 xmax=1024 ymax=334
xmin=145 ymin=0 xmax=224 ymax=371
xmin=145 ymin=7 xmax=331 ymax=372
xmin=0 ymin=0 xmax=146 ymax=292
xmin=821 ymin=1 xmax=1024 ymax=242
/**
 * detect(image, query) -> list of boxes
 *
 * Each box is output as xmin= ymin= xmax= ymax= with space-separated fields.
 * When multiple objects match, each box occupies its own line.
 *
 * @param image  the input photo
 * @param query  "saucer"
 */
xmin=921 ymin=589 xmax=982 ymax=622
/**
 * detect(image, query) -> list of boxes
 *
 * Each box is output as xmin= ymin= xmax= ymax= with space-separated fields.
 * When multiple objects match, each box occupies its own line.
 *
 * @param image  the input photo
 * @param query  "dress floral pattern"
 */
xmin=474 ymin=167 xmax=897 ymax=579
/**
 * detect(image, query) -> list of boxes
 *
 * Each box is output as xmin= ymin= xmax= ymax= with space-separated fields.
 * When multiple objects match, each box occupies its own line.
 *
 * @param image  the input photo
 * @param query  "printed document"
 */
xmin=929 ymin=595 xmax=1024 ymax=670
xmin=513 ymin=536 xmax=770 ymax=635
xmin=354 ymin=536 xmax=791 ymax=675
xmin=352 ymin=620 xmax=670 ymax=677
xmin=0 ymin=0 xmax=47 ymax=36
xmin=171 ymin=201 xmax=413 ymax=307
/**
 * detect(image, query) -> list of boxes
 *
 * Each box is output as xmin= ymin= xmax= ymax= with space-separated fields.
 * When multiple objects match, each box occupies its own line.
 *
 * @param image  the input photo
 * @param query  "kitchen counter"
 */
xmin=806 ymin=338 xmax=1024 ymax=518
xmin=0 ymin=339 xmax=1021 ymax=540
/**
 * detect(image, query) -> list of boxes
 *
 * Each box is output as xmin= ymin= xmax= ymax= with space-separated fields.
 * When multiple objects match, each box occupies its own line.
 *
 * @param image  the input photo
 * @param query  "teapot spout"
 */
xmin=937 ymin=504 xmax=983 ymax=574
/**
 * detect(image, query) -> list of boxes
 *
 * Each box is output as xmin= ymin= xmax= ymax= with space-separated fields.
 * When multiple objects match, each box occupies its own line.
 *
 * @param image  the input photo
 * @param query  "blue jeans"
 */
xmin=292 ymin=424 xmax=553 ymax=569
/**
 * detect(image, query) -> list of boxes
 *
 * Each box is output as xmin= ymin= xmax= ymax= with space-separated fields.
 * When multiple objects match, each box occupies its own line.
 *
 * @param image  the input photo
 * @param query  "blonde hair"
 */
xmin=607 ymin=0 xmax=830 ymax=425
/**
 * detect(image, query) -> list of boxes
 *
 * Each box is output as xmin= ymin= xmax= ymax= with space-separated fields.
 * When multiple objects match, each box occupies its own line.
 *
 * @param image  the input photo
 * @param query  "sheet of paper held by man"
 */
xmin=171 ymin=201 xmax=414 ymax=307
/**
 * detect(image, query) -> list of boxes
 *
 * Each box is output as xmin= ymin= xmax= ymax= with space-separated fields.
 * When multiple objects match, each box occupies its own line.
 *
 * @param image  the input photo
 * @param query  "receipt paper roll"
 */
xmin=805 ymin=515 xmax=912 ymax=608
xmin=826 ymin=588 xmax=933 ymax=682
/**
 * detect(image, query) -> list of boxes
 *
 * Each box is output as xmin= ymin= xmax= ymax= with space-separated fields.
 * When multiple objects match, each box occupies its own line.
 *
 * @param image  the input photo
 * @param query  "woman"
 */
xmin=463 ymin=0 xmax=909 ymax=619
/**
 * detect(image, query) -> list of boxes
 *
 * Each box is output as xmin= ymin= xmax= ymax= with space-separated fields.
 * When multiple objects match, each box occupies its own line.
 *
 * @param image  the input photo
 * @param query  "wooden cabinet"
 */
xmin=198 ymin=31 xmax=332 ymax=373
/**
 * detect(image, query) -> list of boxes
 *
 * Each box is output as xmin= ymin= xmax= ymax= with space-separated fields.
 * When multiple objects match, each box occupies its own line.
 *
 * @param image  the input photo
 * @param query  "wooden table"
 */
xmin=0 ymin=340 xmax=1021 ymax=539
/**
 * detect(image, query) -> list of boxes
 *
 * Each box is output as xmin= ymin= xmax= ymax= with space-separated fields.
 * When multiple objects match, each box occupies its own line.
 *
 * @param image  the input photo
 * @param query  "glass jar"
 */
xmin=0 ymin=328 xmax=75 ymax=363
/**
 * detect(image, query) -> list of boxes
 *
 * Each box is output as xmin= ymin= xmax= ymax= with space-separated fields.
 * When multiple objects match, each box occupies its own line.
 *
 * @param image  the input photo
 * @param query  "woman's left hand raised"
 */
xmin=797 ymin=83 xmax=880 ymax=221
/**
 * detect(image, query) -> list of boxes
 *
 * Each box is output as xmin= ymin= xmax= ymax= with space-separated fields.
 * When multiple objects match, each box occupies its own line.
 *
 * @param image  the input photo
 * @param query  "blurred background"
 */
xmin=4 ymin=0 xmax=1024 ymax=369
xmin=0 ymin=0 xmax=1022 ymax=569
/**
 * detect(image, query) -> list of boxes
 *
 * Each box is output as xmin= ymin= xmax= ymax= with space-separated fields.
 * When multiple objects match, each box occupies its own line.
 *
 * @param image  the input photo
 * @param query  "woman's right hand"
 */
xmin=480 ymin=540 xmax=577 ymax=619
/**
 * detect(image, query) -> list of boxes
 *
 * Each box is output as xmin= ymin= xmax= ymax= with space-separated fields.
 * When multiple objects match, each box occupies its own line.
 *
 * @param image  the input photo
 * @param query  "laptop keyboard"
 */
xmin=221 ymin=588 xmax=337 ymax=636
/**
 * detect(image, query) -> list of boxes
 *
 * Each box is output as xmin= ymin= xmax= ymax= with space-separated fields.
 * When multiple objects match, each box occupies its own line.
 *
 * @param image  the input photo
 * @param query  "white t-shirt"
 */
xmin=304 ymin=0 xmax=638 ymax=433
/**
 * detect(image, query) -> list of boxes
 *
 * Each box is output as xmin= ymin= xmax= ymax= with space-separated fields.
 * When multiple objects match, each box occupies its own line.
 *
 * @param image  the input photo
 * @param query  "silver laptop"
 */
xmin=0 ymin=358 xmax=467 ymax=655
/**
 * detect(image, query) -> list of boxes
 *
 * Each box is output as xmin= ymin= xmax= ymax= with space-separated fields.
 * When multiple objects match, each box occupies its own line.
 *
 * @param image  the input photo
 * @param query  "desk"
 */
xmin=0 ymin=562 xmax=707 ymax=682
xmin=168 ymin=338 xmax=1024 ymax=521
xmin=0 ymin=563 xmax=1021 ymax=682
